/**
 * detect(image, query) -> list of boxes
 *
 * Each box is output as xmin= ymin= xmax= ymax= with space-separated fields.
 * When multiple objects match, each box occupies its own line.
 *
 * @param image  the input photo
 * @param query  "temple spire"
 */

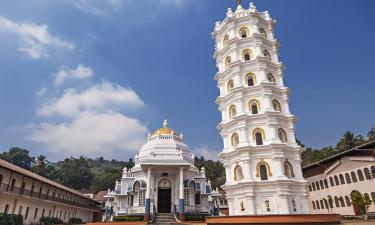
xmin=236 ymin=0 xmax=242 ymax=5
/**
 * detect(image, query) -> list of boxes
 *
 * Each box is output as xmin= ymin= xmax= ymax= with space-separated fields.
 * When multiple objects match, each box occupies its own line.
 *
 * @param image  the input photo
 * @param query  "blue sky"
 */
xmin=0 ymin=0 xmax=374 ymax=161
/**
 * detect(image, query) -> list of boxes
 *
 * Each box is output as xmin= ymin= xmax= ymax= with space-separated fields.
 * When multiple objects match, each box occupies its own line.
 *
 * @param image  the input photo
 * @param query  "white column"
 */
xmin=278 ymin=195 xmax=290 ymax=214
xmin=179 ymin=168 xmax=184 ymax=200
xmin=179 ymin=167 xmax=185 ymax=217
xmin=146 ymin=168 xmax=151 ymax=199
xmin=145 ymin=167 xmax=152 ymax=219
xmin=228 ymin=198 xmax=235 ymax=215
xmin=246 ymin=195 xmax=256 ymax=215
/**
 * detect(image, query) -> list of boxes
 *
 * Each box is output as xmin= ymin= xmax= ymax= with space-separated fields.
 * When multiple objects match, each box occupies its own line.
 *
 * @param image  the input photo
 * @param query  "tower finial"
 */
xmin=163 ymin=118 xmax=168 ymax=127
xmin=236 ymin=0 xmax=242 ymax=5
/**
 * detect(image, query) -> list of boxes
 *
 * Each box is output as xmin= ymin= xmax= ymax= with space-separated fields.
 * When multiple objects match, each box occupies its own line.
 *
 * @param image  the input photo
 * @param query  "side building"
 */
xmin=0 ymin=159 xmax=102 ymax=224
xmin=302 ymin=141 xmax=375 ymax=215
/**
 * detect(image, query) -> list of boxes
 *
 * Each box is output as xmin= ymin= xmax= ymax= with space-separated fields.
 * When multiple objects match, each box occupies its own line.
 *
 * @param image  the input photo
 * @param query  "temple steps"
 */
xmin=151 ymin=213 xmax=177 ymax=224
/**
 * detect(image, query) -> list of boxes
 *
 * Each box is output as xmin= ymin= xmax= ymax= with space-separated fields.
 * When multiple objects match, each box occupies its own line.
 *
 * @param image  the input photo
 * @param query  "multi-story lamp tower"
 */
xmin=212 ymin=2 xmax=309 ymax=215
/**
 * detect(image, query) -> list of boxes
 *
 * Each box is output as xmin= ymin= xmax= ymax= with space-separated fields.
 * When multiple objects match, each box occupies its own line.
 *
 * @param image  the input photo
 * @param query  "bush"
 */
xmin=69 ymin=217 xmax=83 ymax=224
xmin=0 ymin=213 xmax=23 ymax=225
xmin=114 ymin=215 xmax=144 ymax=221
xmin=184 ymin=213 xmax=207 ymax=221
xmin=39 ymin=216 xmax=63 ymax=224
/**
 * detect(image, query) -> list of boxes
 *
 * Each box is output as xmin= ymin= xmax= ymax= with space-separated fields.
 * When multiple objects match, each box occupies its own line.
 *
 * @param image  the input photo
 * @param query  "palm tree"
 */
xmin=368 ymin=126 xmax=375 ymax=141
xmin=336 ymin=131 xmax=365 ymax=152
xmin=35 ymin=154 xmax=48 ymax=166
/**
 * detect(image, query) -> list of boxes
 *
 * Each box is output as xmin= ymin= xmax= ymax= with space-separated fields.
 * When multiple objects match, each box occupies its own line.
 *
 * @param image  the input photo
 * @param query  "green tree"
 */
xmin=367 ymin=125 xmax=375 ymax=141
xmin=194 ymin=156 xmax=225 ymax=189
xmin=31 ymin=155 xmax=57 ymax=180
xmin=336 ymin=131 xmax=365 ymax=152
xmin=301 ymin=146 xmax=337 ymax=166
xmin=350 ymin=190 xmax=372 ymax=215
xmin=0 ymin=147 xmax=34 ymax=169
xmin=57 ymin=156 xmax=93 ymax=190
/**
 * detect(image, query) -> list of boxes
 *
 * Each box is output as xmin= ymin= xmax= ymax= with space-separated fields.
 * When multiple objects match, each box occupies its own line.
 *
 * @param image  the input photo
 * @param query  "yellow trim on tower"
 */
xmin=242 ymin=49 xmax=253 ymax=61
xmin=255 ymin=159 xmax=273 ymax=177
xmin=244 ymin=72 xmax=256 ymax=85
xmin=252 ymin=127 xmax=265 ymax=141
xmin=248 ymin=99 xmax=261 ymax=111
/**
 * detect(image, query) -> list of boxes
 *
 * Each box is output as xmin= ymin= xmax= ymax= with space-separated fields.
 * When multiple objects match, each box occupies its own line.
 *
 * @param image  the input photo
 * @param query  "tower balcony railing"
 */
xmin=0 ymin=182 xmax=101 ymax=210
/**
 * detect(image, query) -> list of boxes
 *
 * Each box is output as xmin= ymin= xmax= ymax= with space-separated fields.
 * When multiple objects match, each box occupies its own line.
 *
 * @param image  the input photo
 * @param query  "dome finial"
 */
xmin=236 ymin=0 xmax=242 ymax=5
xmin=163 ymin=118 xmax=168 ymax=127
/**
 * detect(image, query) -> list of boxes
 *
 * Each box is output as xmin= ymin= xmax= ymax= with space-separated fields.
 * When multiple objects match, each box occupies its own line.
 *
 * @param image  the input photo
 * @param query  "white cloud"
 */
xmin=38 ymin=81 xmax=144 ymax=117
xmin=194 ymin=146 xmax=221 ymax=161
xmin=26 ymin=79 xmax=148 ymax=159
xmin=0 ymin=16 xmax=74 ymax=59
xmin=54 ymin=64 xmax=94 ymax=86
xmin=36 ymin=87 xmax=47 ymax=96
xmin=25 ymin=111 xmax=147 ymax=158
xmin=72 ymin=0 xmax=124 ymax=16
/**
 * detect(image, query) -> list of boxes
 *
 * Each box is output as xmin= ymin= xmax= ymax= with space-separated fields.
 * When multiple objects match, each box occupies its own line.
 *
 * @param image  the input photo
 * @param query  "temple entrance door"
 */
xmin=158 ymin=188 xmax=171 ymax=213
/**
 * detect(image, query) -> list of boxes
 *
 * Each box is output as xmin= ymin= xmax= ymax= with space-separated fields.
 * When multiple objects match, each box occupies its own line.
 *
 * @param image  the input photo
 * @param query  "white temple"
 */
xmin=106 ymin=120 xmax=214 ymax=221
xmin=212 ymin=2 xmax=309 ymax=215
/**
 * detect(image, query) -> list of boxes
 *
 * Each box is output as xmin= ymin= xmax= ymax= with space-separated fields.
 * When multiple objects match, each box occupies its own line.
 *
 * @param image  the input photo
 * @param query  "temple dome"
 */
xmin=134 ymin=119 xmax=193 ymax=167
xmin=150 ymin=119 xmax=180 ymax=138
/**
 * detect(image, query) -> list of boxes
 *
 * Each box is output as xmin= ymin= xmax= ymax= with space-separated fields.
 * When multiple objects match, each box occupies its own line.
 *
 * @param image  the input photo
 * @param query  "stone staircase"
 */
xmin=151 ymin=213 xmax=177 ymax=224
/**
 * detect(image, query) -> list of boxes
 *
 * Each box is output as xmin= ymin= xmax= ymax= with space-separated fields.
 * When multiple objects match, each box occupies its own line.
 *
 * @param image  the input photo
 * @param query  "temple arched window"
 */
xmin=253 ymin=128 xmax=265 ymax=145
xmin=316 ymin=200 xmax=320 ymax=209
xmin=234 ymin=164 xmax=244 ymax=181
xmin=256 ymin=160 xmax=272 ymax=181
xmin=263 ymin=50 xmax=271 ymax=60
xmin=312 ymin=182 xmax=316 ymax=191
xmin=357 ymin=169 xmax=364 ymax=181
xmin=320 ymin=180 xmax=324 ymax=189
xmin=284 ymin=160 xmax=294 ymax=178
xmin=371 ymin=166 xmax=375 ymax=177
xmin=324 ymin=179 xmax=328 ymax=188
xmin=334 ymin=196 xmax=339 ymax=207
xmin=272 ymin=99 xmax=281 ymax=112
xmin=320 ymin=200 xmax=324 ymax=209
xmin=224 ymin=56 xmax=232 ymax=68
xmin=267 ymin=73 xmax=275 ymax=83
xmin=339 ymin=197 xmax=345 ymax=207
xmin=339 ymin=174 xmax=345 ymax=185
xmin=364 ymin=167 xmax=371 ymax=179
xmin=239 ymin=27 xmax=249 ymax=38
xmin=345 ymin=173 xmax=351 ymax=184
xmin=278 ymin=128 xmax=288 ymax=143
xmin=256 ymin=159 xmax=272 ymax=180
xmin=245 ymin=73 xmax=256 ymax=86
xmin=323 ymin=198 xmax=329 ymax=209
xmin=351 ymin=171 xmax=358 ymax=182
xmin=329 ymin=177 xmax=334 ymax=186
xmin=249 ymin=99 xmax=260 ymax=115
xmin=228 ymin=105 xmax=237 ymax=119
xmin=223 ymin=35 xmax=229 ymax=47
xmin=227 ymin=79 xmax=234 ymax=92
xmin=312 ymin=201 xmax=316 ymax=209
xmin=371 ymin=192 xmax=375 ymax=205
xmin=231 ymin=133 xmax=239 ymax=147
xmin=364 ymin=193 xmax=371 ymax=202
xmin=259 ymin=27 xmax=267 ymax=38
xmin=316 ymin=181 xmax=320 ymax=190
xmin=334 ymin=175 xmax=339 ymax=185
xmin=345 ymin=196 xmax=351 ymax=207
xmin=242 ymin=49 xmax=252 ymax=61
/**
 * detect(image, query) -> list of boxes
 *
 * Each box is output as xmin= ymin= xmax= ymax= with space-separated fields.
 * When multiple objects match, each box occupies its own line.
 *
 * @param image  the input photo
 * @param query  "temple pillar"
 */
xmin=144 ymin=168 xmax=152 ymax=222
xmin=179 ymin=167 xmax=185 ymax=221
